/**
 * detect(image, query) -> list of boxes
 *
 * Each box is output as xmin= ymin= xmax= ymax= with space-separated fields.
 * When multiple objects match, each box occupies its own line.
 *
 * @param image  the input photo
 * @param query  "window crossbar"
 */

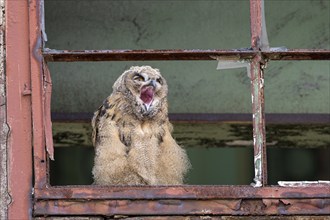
xmin=43 ymin=48 xmax=330 ymax=62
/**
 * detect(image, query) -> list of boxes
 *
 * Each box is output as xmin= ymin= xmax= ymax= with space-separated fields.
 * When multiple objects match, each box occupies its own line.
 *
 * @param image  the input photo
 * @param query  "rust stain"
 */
xmin=250 ymin=0 xmax=263 ymax=49
xmin=264 ymin=50 xmax=330 ymax=60
xmin=249 ymin=0 xmax=267 ymax=187
xmin=33 ymin=198 xmax=330 ymax=216
xmin=34 ymin=185 xmax=330 ymax=200
xmin=42 ymin=48 xmax=330 ymax=62
xmin=42 ymin=48 xmax=256 ymax=62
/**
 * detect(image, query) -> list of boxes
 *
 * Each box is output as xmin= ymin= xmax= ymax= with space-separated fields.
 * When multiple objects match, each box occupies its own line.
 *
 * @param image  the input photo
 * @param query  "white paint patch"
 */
xmin=278 ymin=181 xmax=330 ymax=187
xmin=252 ymin=151 xmax=262 ymax=187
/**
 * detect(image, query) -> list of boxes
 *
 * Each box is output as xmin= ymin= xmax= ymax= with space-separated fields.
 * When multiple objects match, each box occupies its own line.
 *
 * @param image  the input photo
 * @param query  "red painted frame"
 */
xmin=5 ymin=0 xmax=329 ymax=218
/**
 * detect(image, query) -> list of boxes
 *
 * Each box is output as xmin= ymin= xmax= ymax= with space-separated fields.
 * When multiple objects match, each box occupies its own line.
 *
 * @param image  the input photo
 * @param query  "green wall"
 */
xmin=45 ymin=0 xmax=330 ymax=114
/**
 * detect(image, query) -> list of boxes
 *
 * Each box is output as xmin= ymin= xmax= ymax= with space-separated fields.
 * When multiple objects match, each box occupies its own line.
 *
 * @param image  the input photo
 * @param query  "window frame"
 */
xmin=24 ymin=0 xmax=330 ymax=217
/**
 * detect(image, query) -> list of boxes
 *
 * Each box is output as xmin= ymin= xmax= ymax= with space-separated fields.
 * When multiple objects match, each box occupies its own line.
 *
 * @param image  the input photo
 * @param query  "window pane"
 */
xmin=50 ymin=122 xmax=255 ymax=186
xmin=45 ymin=0 xmax=250 ymax=50
xmin=49 ymin=61 xmax=252 ymax=114
xmin=265 ymin=60 xmax=330 ymax=185
xmin=187 ymin=147 xmax=254 ymax=185
xmin=268 ymin=148 xmax=330 ymax=185
xmin=50 ymin=146 xmax=94 ymax=185
xmin=265 ymin=0 xmax=330 ymax=49
xmin=265 ymin=61 xmax=330 ymax=113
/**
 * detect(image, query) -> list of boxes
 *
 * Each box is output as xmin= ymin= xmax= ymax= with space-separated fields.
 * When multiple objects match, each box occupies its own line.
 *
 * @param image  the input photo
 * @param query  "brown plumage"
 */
xmin=92 ymin=66 xmax=190 ymax=185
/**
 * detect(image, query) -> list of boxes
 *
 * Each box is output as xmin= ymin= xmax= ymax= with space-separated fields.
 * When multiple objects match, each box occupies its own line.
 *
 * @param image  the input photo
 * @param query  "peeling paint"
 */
xmin=42 ymin=61 xmax=54 ymax=160
xmin=250 ymin=0 xmax=267 ymax=186
xmin=252 ymin=154 xmax=262 ymax=187
xmin=34 ymin=197 xmax=330 ymax=216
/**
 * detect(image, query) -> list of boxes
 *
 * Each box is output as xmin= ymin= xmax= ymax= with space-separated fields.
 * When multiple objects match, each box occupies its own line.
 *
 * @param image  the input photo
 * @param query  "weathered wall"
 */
xmin=0 ymin=0 xmax=10 ymax=219
xmin=44 ymin=0 xmax=329 ymax=114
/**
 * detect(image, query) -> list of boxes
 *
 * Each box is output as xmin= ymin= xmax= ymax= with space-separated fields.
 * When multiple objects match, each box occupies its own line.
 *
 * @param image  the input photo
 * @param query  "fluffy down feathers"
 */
xmin=92 ymin=66 xmax=190 ymax=185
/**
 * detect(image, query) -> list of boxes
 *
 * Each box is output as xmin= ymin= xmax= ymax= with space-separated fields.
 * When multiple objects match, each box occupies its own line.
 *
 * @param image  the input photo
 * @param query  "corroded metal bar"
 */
xmin=34 ymin=198 xmax=330 ymax=216
xmin=43 ymin=48 xmax=256 ymax=61
xmin=42 ymin=48 xmax=330 ymax=62
xmin=264 ymin=50 xmax=330 ymax=60
xmin=34 ymin=186 xmax=330 ymax=200
xmin=33 ymin=216 xmax=330 ymax=220
xmin=250 ymin=57 xmax=267 ymax=187
xmin=250 ymin=0 xmax=267 ymax=187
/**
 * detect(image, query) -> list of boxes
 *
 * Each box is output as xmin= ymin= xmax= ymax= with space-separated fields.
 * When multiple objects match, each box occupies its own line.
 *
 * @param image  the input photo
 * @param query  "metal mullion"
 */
xmin=250 ymin=0 xmax=267 ymax=186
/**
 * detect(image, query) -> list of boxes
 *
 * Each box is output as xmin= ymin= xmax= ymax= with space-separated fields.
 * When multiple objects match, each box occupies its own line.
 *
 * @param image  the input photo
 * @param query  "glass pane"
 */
xmin=268 ymin=148 xmax=330 ymax=185
xmin=50 ymin=146 xmax=94 ymax=185
xmin=265 ymin=60 xmax=330 ymax=185
xmin=49 ymin=61 xmax=252 ymax=114
xmin=265 ymin=61 xmax=330 ymax=113
xmin=45 ymin=0 xmax=250 ymax=50
xmin=50 ymin=122 xmax=255 ymax=186
xmin=50 ymin=146 xmax=254 ymax=186
xmin=265 ymin=0 xmax=330 ymax=49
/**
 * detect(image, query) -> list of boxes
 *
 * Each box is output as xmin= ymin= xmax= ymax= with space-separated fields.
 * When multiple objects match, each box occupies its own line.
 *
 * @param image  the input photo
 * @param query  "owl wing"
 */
xmin=91 ymin=94 xmax=119 ymax=147
xmin=91 ymin=105 xmax=102 ymax=147
xmin=92 ymin=93 xmax=134 ymax=185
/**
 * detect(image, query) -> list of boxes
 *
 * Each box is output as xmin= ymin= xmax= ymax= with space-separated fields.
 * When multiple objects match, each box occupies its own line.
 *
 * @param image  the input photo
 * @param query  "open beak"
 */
xmin=140 ymin=81 xmax=156 ymax=112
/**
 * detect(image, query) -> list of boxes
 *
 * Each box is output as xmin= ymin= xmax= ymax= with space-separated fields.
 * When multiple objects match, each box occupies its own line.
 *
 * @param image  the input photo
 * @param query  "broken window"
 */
xmin=27 ymin=0 xmax=330 ymax=217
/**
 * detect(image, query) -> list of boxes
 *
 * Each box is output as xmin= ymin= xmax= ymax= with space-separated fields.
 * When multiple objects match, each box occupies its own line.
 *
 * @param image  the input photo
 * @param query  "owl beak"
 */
xmin=148 ymin=79 xmax=157 ymax=88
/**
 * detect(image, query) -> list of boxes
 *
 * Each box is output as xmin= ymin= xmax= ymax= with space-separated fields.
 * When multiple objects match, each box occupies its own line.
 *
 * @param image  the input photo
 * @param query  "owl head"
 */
xmin=113 ymin=66 xmax=168 ymax=118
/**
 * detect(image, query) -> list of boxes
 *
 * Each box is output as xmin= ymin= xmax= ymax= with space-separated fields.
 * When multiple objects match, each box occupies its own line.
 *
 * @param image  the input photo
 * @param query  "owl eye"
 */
xmin=133 ymin=74 xmax=144 ymax=82
xmin=156 ymin=78 xmax=163 ymax=85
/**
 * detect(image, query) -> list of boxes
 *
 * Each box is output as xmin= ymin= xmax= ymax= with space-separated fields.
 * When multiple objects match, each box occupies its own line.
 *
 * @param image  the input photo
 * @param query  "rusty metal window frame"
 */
xmin=29 ymin=0 xmax=330 ymax=217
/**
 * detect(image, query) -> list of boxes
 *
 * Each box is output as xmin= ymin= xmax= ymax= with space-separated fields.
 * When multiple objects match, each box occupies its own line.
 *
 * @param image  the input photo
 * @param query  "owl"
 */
xmin=91 ymin=66 xmax=190 ymax=185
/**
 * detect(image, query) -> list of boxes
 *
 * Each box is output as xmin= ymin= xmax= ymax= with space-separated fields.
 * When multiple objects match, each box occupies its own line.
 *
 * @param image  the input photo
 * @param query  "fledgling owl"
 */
xmin=92 ymin=66 xmax=190 ymax=185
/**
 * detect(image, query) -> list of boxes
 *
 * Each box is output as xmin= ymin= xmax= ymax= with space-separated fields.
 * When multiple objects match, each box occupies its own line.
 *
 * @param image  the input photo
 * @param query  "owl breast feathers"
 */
xmin=92 ymin=66 xmax=190 ymax=185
